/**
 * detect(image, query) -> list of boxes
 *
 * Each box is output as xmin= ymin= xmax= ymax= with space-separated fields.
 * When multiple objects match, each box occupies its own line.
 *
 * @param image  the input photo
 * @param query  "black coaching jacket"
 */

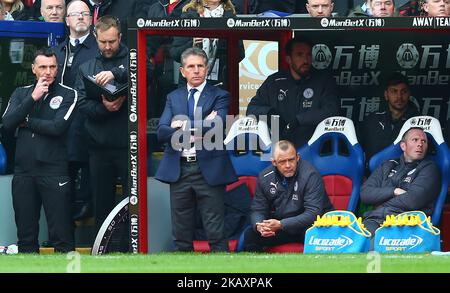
xmin=251 ymin=160 xmax=334 ymax=235
xmin=361 ymin=156 xmax=441 ymax=224
xmin=75 ymin=44 xmax=128 ymax=149
xmin=2 ymin=82 xmax=77 ymax=175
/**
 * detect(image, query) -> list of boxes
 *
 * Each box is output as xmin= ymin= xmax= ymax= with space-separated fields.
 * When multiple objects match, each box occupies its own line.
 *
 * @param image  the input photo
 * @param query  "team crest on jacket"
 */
xmin=303 ymin=88 xmax=314 ymax=99
xmin=269 ymin=182 xmax=277 ymax=194
xmin=49 ymin=96 xmax=63 ymax=109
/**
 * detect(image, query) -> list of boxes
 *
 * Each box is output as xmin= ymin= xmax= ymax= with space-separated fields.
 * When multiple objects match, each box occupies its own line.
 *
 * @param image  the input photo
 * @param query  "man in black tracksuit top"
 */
xmin=74 ymin=16 xmax=128 ymax=233
xmin=2 ymin=48 xmax=76 ymax=253
xmin=246 ymin=37 xmax=339 ymax=149
xmin=361 ymin=127 xmax=440 ymax=234
xmin=243 ymin=140 xmax=333 ymax=251
xmin=358 ymin=72 xmax=419 ymax=164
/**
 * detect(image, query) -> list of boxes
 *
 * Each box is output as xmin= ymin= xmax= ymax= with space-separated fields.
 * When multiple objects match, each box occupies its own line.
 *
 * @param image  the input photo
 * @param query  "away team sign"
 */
xmin=412 ymin=17 xmax=450 ymax=27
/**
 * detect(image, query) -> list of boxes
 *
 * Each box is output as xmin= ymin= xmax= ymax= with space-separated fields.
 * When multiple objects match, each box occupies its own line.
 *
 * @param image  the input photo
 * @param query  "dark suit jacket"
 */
xmin=155 ymin=83 xmax=237 ymax=186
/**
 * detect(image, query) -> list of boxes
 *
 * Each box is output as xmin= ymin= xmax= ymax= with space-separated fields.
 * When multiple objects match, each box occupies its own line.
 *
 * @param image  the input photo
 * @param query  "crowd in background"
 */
xmin=1 ymin=1 xmax=450 ymax=21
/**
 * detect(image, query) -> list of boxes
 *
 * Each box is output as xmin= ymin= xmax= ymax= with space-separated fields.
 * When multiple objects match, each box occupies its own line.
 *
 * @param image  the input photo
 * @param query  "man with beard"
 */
xmin=55 ymin=0 xmax=98 ymax=221
xmin=80 ymin=0 xmax=136 ymax=44
xmin=359 ymin=72 xmax=419 ymax=163
xmin=246 ymin=37 xmax=339 ymax=148
xmin=74 ymin=15 xmax=128 ymax=234
xmin=56 ymin=0 xmax=97 ymax=87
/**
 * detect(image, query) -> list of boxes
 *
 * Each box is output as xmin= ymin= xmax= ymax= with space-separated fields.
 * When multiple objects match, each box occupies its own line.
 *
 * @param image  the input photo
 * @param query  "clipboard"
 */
xmin=83 ymin=75 xmax=127 ymax=102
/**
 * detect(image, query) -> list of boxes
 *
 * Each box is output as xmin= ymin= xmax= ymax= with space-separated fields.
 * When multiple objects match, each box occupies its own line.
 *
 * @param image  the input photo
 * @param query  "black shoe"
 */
xmin=41 ymin=240 xmax=54 ymax=248
xmin=73 ymin=202 xmax=92 ymax=221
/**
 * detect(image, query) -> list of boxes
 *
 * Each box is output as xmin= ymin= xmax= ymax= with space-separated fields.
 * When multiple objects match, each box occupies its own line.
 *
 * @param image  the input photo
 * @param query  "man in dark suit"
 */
xmin=156 ymin=47 xmax=237 ymax=252
xmin=55 ymin=0 xmax=98 ymax=221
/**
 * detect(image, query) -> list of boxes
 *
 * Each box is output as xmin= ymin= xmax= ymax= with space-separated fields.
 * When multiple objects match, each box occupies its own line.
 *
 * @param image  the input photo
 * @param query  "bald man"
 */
xmin=306 ymin=0 xmax=334 ymax=17
xmin=242 ymin=140 xmax=333 ymax=252
xmin=41 ymin=0 xmax=65 ymax=22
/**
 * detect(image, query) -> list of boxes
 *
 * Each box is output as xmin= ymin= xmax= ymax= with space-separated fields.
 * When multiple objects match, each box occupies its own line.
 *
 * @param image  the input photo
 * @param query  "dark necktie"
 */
xmin=187 ymin=88 xmax=197 ymax=149
xmin=188 ymin=88 xmax=197 ymax=120
xmin=74 ymin=39 xmax=80 ymax=46
xmin=93 ymin=4 xmax=99 ymax=25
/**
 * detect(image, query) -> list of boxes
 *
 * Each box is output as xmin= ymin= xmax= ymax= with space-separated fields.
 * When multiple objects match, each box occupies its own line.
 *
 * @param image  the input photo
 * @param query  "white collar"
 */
xmin=187 ymin=80 xmax=207 ymax=94
xmin=69 ymin=33 xmax=89 ymax=47
xmin=89 ymin=0 xmax=101 ymax=6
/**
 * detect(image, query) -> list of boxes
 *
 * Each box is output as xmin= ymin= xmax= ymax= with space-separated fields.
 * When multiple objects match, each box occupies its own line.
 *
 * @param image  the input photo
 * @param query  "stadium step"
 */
xmin=39 ymin=247 xmax=92 ymax=254
xmin=75 ymin=216 xmax=95 ymax=227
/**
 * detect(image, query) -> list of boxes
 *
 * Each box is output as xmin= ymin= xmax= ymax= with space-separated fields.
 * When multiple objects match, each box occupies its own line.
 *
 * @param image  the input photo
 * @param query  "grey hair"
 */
xmin=180 ymin=47 xmax=208 ymax=67
xmin=273 ymin=140 xmax=296 ymax=158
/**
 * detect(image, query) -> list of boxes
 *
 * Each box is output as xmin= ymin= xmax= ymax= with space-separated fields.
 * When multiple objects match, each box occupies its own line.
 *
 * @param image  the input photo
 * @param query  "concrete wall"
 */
xmin=1 ymin=175 xmax=174 ymax=251
xmin=147 ymin=177 xmax=173 ymax=252
xmin=0 ymin=175 xmax=48 ymax=246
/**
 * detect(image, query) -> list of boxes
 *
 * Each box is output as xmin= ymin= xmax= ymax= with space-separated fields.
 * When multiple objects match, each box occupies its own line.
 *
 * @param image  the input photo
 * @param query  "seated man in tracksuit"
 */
xmin=358 ymin=72 xmax=419 ymax=165
xmin=361 ymin=127 xmax=441 ymax=234
xmin=243 ymin=140 xmax=333 ymax=251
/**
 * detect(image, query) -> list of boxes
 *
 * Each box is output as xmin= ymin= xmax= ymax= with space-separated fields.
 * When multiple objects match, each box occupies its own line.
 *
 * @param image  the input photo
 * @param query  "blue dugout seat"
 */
xmin=0 ymin=143 xmax=6 ymax=175
xmin=236 ymin=116 xmax=365 ymax=253
xmin=193 ymin=117 xmax=271 ymax=252
xmin=298 ymin=116 xmax=364 ymax=212
xmin=229 ymin=118 xmax=306 ymax=253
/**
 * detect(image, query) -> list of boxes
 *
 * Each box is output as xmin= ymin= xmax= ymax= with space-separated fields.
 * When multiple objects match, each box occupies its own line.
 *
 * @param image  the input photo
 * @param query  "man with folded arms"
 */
xmin=156 ymin=47 xmax=237 ymax=252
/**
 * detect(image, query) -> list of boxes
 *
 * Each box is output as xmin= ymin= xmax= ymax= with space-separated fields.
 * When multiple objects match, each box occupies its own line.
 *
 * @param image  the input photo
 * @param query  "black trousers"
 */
xmin=170 ymin=161 xmax=228 ymax=252
xmin=243 ymin=226 xmax=305 ymax=252
xmin=363 ymin=218 xmax=382 ymax=235
xmin=12 ymin=175 xmax=74 ymax=253
xmin=89 ymin=149 xmax=128 ymax=233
